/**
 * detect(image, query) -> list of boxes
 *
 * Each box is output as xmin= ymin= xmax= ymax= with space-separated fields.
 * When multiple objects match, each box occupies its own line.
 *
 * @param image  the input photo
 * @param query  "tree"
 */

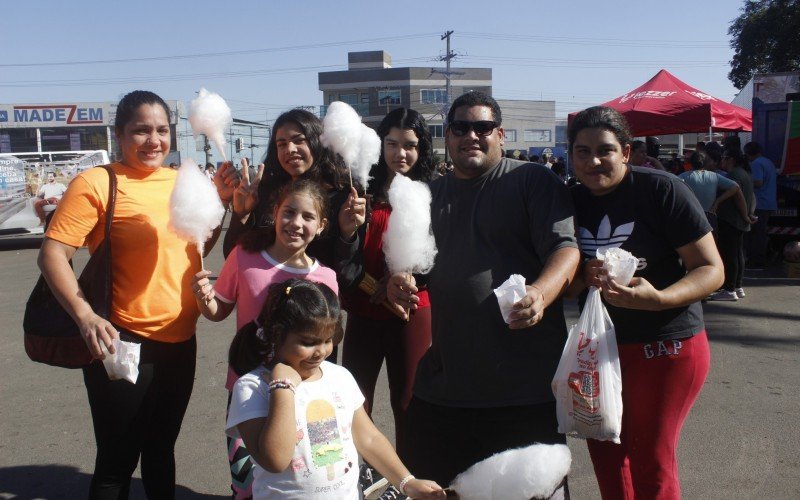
xmin=728 ymin=0 xmax=800 ymax=89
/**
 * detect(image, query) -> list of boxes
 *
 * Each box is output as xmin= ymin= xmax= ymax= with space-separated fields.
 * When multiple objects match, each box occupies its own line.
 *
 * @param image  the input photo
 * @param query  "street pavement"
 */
xmin=1 ymin=229 xmax=798 ymax=499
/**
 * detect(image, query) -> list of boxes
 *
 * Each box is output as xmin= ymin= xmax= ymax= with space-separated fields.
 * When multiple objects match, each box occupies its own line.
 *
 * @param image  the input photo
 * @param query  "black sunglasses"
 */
xmin=448 ymin=120 xmax=499 ymax=137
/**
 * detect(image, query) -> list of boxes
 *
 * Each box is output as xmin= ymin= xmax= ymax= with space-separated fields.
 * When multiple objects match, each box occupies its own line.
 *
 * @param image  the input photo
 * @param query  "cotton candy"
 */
xmin=188 ymin=88 xmax=233 ymax=161
xmin=320 ymin=101 xmax=379 ymax=187
xmin=169 ymin=159 xmax=225 ymax=257
xmin=450 ymin=444 xmax=571 ymax=500
xmin=382 ymin=175 xmax=437 ymax=275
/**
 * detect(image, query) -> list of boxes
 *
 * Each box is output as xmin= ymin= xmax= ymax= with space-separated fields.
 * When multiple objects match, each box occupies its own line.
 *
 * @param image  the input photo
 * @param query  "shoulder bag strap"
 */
xmin=98 ymin=165 xmax=117 ymax=318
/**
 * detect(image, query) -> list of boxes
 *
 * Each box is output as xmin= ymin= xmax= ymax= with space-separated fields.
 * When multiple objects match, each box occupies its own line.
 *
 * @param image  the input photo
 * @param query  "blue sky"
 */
xmin=2 ymin=0 xmax=746 ymax=121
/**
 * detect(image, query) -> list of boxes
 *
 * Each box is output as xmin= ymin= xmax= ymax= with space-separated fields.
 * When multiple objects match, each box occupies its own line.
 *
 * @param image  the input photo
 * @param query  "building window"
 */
xmin=328 ymin=94 xmax=335 ymax=104
xmin=339 ymin=93 xmax=358 ymax=105
xmin=524 ymin=129 xmax=552 ymax=142
xmin=360 ymin=93 xmax=370 ymax=104
xmin=428 ymin=124 xmax=444 ymax=138
xmin=378 ymin=90 xmax=401 ymax=105
xmin=421 ymin=89 xmax=447 ymax=104
xmin=505 ymin=129 xmax=517 ymax=142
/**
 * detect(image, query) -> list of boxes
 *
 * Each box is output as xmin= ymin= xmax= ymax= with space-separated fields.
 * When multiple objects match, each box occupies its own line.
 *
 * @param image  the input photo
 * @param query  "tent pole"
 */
xmin=709 ymin=126 xmax=713 ymax=143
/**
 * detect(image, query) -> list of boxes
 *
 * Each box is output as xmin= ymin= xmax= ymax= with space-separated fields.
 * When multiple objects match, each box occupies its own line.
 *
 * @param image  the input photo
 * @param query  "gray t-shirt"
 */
xmin=414 ymin=159 xmax=578 ymax=408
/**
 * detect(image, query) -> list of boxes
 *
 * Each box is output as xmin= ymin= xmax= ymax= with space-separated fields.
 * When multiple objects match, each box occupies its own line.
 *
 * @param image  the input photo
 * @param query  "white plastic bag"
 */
xmin=493 ymin=274 xmax=527 ymax=324
xmin=552 ymin=287 xmax=622 ymax=443
xmin=101 ymin=338 xmax=141 ymax=384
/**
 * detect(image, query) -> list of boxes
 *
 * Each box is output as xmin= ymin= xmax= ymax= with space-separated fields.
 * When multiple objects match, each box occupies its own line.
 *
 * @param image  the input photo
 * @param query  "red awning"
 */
xmin=568 ymin=69 xmax=752 ymax=137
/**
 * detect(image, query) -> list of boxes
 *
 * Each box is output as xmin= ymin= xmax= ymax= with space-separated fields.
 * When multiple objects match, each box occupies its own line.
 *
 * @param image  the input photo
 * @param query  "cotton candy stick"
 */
xmin=188 ymin=88 xmax=233 ymax=161
xmin=449 ymin=444 xmax=571 ymax=500
xmin=169 ymin=159 xmax=225 ymax=269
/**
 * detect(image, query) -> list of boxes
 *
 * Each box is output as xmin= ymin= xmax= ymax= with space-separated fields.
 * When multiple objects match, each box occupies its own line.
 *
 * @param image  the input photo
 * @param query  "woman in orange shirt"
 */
xmin=38 ymin=90 xmax=225 ymax=498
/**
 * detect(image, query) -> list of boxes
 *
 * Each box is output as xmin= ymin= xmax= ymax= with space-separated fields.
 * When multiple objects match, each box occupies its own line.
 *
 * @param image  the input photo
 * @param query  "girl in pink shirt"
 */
xmin=191 ymin=179 xmax=338 ymax=499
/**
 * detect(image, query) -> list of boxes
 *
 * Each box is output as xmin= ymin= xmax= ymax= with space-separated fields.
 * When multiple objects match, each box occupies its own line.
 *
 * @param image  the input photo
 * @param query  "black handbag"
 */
xmin=23 ymin=165 xmax=116 ymax=368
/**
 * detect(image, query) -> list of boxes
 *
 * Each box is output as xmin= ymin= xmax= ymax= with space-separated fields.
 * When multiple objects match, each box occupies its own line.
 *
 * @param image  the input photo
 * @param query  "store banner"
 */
xmin=0 ymin=100 xmax=180 ymax=129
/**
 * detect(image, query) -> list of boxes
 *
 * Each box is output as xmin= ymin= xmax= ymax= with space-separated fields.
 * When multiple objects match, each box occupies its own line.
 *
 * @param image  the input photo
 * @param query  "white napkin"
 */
xmin=101 ymin=339 xmax=141 ymax=384
xmin=493 ymin=274 xmax=527 ymax=324
xmin=597 ymin=247 xmax=639 ymax=286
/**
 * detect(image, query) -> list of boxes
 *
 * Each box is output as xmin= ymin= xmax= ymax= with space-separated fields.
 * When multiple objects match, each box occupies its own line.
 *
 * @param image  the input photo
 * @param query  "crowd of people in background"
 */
xmin=35 ymin=88 xmax=784 ymax=500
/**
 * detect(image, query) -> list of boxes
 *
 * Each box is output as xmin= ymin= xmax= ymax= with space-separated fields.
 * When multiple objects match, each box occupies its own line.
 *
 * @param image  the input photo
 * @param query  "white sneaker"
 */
xmin=735 ymin=287 xmax=745 ymax=298
xmin=707 ymin=289 xmax=738 ymax=301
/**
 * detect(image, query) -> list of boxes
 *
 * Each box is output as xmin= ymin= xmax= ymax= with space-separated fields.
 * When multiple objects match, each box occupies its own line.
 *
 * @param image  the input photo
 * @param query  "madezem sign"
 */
xmin=0 ymin=103 xmax=114 ymax=128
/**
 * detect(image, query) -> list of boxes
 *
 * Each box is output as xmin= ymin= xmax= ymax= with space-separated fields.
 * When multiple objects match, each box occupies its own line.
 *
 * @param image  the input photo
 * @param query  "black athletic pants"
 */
xmin=82 ymin=332 xmax=196 ymax=500
xmin=717 ymin=219 xmax=745 ymax=290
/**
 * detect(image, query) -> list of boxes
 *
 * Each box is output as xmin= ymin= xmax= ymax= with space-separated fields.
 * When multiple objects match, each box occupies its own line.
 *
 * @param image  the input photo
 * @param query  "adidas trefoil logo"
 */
xmin=578 ymin=215 xmax=634 ymax=257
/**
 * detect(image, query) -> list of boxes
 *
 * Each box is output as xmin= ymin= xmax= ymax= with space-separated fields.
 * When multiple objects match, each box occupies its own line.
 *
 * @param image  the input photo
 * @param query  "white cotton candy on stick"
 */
xmin=320 ymin=101 xmax=379 ymax=188
xmin=450 ymin=444 xmax=571 ymax=500
xmin=169 ymin=159 xmax=225 ymax=268
xmin=188 ymin=88 xmax=233 ymax=161
xmin=383 ymin=175 xmax=437 ymax=275
xmin=355 ymin=123 xmax=381 ymax=187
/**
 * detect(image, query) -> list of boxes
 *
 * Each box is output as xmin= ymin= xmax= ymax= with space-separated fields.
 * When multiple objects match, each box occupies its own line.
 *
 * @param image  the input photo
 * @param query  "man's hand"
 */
xmin=507 ymin=284 xmax=545 ymax=329
xmin=386 ymin=273 xmax=419 ymax=321
xmin=583 ymin=258 xmax=606 ymax=288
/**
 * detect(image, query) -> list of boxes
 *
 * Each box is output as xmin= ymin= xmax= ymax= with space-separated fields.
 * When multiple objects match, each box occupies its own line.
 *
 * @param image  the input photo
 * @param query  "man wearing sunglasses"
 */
xmin=387 ymin=91 xmax=580 ymax=490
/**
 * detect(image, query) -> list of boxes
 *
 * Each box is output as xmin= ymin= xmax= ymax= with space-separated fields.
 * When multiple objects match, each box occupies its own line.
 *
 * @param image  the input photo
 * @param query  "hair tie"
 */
xmin=255 ymin=326 xmax=266 ymax=341
xmin=285 ymin=286 xmax=292 ymax=296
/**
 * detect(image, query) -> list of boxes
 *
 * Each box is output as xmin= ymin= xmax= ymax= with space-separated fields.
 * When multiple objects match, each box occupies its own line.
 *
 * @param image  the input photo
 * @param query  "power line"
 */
xmin=0 ymin=57 xmax=437 ymax=89
xmin=459 ymin=32 xmax=728 ymax=49
xmin=0 ymin=33 xmax=440 ymax=68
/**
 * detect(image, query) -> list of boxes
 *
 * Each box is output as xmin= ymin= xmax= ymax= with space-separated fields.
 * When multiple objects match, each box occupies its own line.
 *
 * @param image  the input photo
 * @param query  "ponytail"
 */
xmin=226 ymin=277 xmax=343 ymax=377
xmin=229 ymin=321 xmax=271 ymax=377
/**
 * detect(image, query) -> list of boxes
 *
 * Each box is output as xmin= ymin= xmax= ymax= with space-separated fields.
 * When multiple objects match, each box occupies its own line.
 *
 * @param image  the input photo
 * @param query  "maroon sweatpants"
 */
xmin=587 ymin=332 xmax=710 ymax=500
xmin=341 ymin=307 xmax=431 ymax=459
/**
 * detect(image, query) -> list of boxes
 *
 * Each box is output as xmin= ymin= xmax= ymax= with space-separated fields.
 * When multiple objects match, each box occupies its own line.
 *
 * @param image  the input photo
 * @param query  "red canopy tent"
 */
xmin=568 ymin=69 xmax=752 ymax=137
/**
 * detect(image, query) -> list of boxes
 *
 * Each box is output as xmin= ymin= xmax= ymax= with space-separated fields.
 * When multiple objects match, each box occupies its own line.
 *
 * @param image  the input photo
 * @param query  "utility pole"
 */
xmin=203 ymin=135 xmax=211 ymax=166
xmin=435 ymin=30 xmax=461 ymax=162
xmin=441 ymin=30 xmax=455 ymax=118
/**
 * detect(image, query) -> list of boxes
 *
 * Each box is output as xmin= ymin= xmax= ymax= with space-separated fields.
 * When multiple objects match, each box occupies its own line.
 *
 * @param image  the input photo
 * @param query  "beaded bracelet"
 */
xmin=268 ymin=379 xmax=296 ymax=394
xmin=398 ymin=475 xmax=415 ymax=495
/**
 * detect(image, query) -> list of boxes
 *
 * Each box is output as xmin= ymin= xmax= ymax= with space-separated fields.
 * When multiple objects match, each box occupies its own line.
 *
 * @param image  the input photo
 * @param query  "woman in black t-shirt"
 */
xmin=567 ymin=107 xmax=724 ymax=499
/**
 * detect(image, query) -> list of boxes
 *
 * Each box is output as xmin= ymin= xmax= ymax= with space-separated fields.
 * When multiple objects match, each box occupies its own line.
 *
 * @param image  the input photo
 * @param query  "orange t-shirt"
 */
xmin=46 ymin=163 xmax=201 ymax=342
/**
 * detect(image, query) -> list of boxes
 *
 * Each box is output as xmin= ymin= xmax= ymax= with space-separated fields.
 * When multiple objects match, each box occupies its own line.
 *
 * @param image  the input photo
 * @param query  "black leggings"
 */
xmin=82 ymin=332 xmax=196 ymax=500
xmin=717 ymin=219 xmax=745 ymax=290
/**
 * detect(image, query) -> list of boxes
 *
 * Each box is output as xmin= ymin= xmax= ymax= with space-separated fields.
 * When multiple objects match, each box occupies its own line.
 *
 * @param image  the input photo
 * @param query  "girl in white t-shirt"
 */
xmin=226 ymin=278 xmax=444 ymax=499
xmin=191 ymin=179 xmax=338 ymax=499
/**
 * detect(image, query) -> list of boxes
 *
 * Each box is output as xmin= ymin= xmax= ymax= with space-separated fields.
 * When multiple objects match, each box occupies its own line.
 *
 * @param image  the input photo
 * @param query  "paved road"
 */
xmin=1 ymin=232 xmax=798 ymax=499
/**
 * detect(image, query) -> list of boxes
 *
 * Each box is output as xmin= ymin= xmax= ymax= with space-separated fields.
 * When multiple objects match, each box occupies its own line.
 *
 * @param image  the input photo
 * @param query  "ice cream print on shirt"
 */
xmin=306 ymin=399 xmax=345 ymax=480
